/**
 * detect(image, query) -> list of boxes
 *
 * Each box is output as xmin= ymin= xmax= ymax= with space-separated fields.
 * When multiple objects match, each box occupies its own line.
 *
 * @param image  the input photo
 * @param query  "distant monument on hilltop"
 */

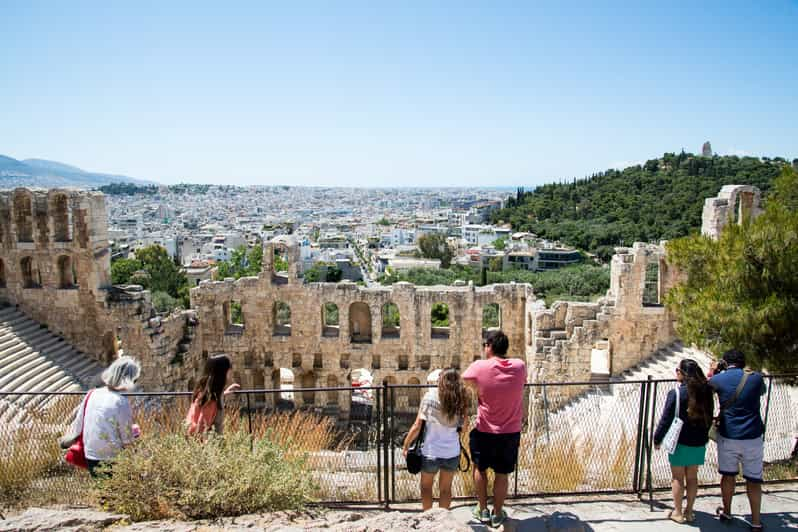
xmin=702 ymin=141 xmax=713 ymax=157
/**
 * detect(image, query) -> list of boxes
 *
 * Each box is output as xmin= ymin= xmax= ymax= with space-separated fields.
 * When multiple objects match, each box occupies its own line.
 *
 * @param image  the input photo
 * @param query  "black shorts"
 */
xmin=469 ymin=429 xmax=521 ymax=474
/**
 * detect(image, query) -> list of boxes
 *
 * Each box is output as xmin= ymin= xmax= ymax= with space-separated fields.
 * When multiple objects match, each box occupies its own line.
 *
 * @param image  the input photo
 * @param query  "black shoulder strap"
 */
xmin=719 ymin=370 xmax=751 ymax=413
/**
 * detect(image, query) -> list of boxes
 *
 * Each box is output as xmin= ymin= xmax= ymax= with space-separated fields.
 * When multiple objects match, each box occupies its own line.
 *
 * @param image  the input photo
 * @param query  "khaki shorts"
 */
xmin=717 ymin=435 xmax=764 ymax=483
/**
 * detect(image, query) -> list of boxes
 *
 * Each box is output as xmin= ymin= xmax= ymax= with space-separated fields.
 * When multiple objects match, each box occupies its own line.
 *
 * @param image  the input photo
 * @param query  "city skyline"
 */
xmin=2 ymin=1 xmax=797 ymax=187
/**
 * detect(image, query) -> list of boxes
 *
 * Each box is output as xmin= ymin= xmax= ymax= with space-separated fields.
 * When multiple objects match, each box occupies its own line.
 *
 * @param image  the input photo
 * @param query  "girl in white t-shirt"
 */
xmin=402 ymin=368 xmax=468 ymax=510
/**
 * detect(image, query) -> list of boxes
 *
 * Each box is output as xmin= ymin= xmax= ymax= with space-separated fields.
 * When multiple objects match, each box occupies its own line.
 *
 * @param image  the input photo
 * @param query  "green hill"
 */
xmin=493 ymin=153 xmax=794 ymax=260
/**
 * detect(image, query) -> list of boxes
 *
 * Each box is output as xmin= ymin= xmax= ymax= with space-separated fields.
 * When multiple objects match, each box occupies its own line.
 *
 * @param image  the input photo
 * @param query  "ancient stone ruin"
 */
xmin=0 ymin=186 xmax=760 ymax=416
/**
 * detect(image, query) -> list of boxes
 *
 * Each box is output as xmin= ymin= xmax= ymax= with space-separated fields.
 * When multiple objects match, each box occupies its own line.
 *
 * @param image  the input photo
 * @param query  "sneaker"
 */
xmin=490 ymin=509 xmax=508 ymax=528
xmin=471 ymin=505 xmax=490 ymax=524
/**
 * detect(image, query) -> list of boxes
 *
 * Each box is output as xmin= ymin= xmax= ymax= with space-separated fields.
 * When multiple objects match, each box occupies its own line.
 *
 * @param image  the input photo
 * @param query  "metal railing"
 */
xmin=1 ymin=375 xmax=796 ymax=509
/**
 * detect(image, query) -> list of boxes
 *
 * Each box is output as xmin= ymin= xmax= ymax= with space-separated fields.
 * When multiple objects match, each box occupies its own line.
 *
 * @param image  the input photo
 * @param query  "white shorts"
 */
xmin=716 ymin=435 xmax=764 ymax=483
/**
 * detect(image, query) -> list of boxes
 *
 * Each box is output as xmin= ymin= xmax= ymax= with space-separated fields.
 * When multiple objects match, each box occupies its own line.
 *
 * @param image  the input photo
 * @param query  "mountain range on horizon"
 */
xmin=0 ymin=154 xmax=155 ymax=189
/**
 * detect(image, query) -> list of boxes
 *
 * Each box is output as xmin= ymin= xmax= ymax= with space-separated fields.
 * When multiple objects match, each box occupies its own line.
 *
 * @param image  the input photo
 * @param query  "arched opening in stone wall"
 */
xmin=272 ymin=368 xmax=295 ymax=406
xmin=264 ymin=351 xmax=273 ymax=367
xmin=418 ymin=354 xmax=431 ymax=370
xmin=398 ymin=354 xmax=409 ymax=370
xmin=407 ymin=377 xmax=421 ymax=408
xmin=52 ymin=193 xmax=71 ymax=242
xmin=20 ymin=256 xmax=40 ymax=288
xmin=431 ymin=302 xmax=450 ymax=339
xmin=0 ymin=259 xmax=6 ymax=288
xmin=326 ymin=374 xmax=340 ymax=406
xmin=321 ymin=302 xmax=339 ymax=337
xmin=340 ymin=353 xmax=350 ymax=369
xmin=301 ymin=372 xmax=316 ymax=405
xmin=450 ymin=354 xmax=461 ymax=369
xmin=482 ymin=303 xmax=501 ymax=338
xmin=57 ymin=255 xmax=77 ymax=288
xmin=243 ymin=352 xmax=254 ymax=369
xmin=14 ymin=192 xmax=33 ymax=243
xmin=292 ymin=352 xmax=302 ymax=368
xmin=381 ymin=302 xmax=400 ymax=338
xmin=252 ymin=371 xmax=266 ymax=404
xmin=371 ymin=354 xmax=381 ymax=370
xmin=273 ymin=301 xmax=291 ymax=335
xmin=187 ymin=378 xmax=195 ymax=393
xmin=313 ymin=352 xmax=323 ymax=369
xmin=642 ymin=259 xmax=662 ymax=307
xmin=223 ymin=300 xmax=244 ymax=334
xmin=349 ymin=302 xmax=372 ymax=343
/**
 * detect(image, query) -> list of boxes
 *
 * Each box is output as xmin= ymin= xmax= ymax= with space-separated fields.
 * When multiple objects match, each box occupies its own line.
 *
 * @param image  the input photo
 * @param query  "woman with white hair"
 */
xmin=66 ymin=356 xmax=141 ymax=477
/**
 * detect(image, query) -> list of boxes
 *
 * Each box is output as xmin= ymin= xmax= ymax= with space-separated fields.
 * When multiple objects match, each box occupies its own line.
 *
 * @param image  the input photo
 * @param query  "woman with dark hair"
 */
xmin=654 ymin=358 xmax=714 ymax=523
xmin=402 ymin=368 xmax=469 ymax=510
xmin=185 ymin=354 xmax=240 ymax=435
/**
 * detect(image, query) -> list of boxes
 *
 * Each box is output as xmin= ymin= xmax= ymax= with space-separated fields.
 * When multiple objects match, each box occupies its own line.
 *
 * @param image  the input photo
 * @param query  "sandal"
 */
xmin=668 ymin=510 xmax=686 ymax=524
xmin=715 ymin=506 xmax=732 ymax=522
xmin=684 ymin=510 xmax=695 ymax=523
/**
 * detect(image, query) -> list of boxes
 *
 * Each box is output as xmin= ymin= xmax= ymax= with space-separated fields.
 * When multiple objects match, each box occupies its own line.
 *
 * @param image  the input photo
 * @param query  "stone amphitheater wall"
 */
xmin=0 ymin=186 xmax=741 ymax=417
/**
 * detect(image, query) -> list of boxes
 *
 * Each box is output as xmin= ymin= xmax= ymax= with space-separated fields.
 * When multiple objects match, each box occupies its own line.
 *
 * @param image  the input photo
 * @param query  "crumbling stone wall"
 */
xmin=0 ymin=186 xmax=761 ymax=419
xmin=701 ymin=185 xmax=763 ymax=239
xmin=0 ymin=188 xmax=116 ymax=361
xmin=189 ymin=240 xmax=531 ymax=412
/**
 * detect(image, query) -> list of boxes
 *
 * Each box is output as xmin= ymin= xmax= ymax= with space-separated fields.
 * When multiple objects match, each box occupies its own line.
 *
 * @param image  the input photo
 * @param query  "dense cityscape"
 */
xmin=105 ymin=184 xmax=583 ymax=292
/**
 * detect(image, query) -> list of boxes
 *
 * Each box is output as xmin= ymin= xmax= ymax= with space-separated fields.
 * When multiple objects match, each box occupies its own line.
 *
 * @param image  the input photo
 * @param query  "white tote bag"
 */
xmin=661 ymin=388 xmax=684 ymax=455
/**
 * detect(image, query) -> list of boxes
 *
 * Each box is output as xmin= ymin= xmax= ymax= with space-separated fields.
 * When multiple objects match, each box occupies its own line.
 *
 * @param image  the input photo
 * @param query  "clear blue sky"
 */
xmin=2 ymin=1 xmax=796 ymax=186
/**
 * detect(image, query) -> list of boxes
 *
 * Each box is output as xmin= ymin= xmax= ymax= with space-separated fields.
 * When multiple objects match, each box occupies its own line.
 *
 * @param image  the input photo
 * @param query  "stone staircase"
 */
xmin=526 ymin=343 xmax=796 ymax=488
xmin=0 ymin=305 xmax=103 ymax=425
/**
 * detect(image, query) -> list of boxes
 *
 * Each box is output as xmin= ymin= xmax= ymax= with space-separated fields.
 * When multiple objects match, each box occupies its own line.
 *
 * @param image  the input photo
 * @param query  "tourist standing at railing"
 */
xmin=63 ymin=356 xmax=142 ymax=478
xmin=186 ymin=354 xmax=240 ymax=435
xmin=654 ymin=358 xmax=713 ymax=524
xmin=462 ymin=330 xmax=526 ymax=528
xmin=402 ymin=368 xmax=468 ymax=511
xmin=709 ymin=349 xmax=766 ymax=531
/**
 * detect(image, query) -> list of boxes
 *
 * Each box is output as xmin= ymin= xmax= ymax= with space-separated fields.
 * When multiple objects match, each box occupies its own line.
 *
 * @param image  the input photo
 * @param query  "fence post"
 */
xmin=389 ymin=384 xmax=396 ymax=504
xmin=245 ymin=391 xmax=253 ymax=435
xmin=632 ymin=379 xmax=647 ymax=494
xmin=648 ymin=378 xmax=658 ymax=511
xmin=762 ymin=375 xmax=774 ymax=437
xmin=382 ymin=383 xmax=390 ymax=509
xmin=637 ymin=375 xmax=652 ymax=498
xmin=376 ymin=384 xmax=382 ymax=505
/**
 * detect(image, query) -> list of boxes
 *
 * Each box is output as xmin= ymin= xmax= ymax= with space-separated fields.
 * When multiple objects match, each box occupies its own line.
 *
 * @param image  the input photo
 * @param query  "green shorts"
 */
xmin=669 ymin=444 xmax=706 ymax=467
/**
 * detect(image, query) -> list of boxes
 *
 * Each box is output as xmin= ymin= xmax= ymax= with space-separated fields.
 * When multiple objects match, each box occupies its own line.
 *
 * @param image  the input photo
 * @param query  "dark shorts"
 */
xmin=469 ymin=429 xmax=521 ymax=474
xmin=421 ymin=455 xmax=460 ymax=473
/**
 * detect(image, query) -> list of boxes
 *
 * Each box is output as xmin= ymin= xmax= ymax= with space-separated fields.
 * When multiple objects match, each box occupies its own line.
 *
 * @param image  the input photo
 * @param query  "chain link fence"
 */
xmin=2 ymin=376 xmax=796 ymax=510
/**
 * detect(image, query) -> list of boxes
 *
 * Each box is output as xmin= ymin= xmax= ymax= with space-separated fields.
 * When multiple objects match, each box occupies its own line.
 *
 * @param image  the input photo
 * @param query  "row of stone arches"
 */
xmin=7 ymin=191 xmax=73 ymax=244
xmin=0 ymin=255 xmax=78 ymax=289
xmin=228 ymin=301 xmax=502 ymax=341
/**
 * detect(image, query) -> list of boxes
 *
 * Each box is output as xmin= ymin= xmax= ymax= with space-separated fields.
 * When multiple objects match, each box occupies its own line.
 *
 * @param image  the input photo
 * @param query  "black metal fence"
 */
xmin=1 ymin=376 xmax=796 ymax=509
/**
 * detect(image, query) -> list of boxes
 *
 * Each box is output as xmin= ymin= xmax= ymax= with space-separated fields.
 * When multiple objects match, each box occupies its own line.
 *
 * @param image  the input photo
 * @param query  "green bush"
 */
xmin=95 ymin=429 xmax=314 ymax=521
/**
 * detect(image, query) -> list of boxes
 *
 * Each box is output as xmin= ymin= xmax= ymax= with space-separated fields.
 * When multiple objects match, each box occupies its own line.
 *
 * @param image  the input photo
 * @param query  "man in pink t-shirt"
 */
xmin=462 ymin=330 xmax=526 ymax=527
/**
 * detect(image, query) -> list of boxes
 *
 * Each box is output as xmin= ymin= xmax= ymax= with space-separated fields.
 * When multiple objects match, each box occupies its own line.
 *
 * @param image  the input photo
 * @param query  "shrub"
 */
xmin=95 ymin=429 xmax=315 ymax=521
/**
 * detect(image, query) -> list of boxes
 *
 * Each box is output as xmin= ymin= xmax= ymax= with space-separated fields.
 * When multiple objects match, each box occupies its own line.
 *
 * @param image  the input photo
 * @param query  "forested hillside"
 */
xmin=493 ymin=153 xmax=794 ymax=260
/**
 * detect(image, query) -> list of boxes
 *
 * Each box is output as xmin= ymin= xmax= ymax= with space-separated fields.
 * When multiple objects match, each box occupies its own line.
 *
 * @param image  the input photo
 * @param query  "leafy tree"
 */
xmin=492 ymin=154 xmax=787 ymax=257
xmin=383 ymin=303 xmax=400 ymax=328
xmin=111 ymin=258 xmax=143 ymax=285
xmin=135 ymin=246 xmax=188 ymax=300
xmin=303 ymin=262 xmax=343 ymax=282
xmin=377 ymin=217 xmax=391 ymax=226
xmin=489 ymin=256 xmax=504 ymax=272
xmin=666 ymin=167 xmax=798 ymax=372
xmin=492 ymin=237 xmax=507 ymax=251
xmin=216 ymin=245 xmax=263 ymax=280
xmin=417 ymin=233 xmax=454 ymax=268
xmin=431 ymin=303 xmax=450 ymax=327
xmin=323 ymin=302 xmax=339 ymax=326
xmin=482 ymin=303 xmax=500 ymax=328
xmin=151 ymin=291 xmax=179 ymax=314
